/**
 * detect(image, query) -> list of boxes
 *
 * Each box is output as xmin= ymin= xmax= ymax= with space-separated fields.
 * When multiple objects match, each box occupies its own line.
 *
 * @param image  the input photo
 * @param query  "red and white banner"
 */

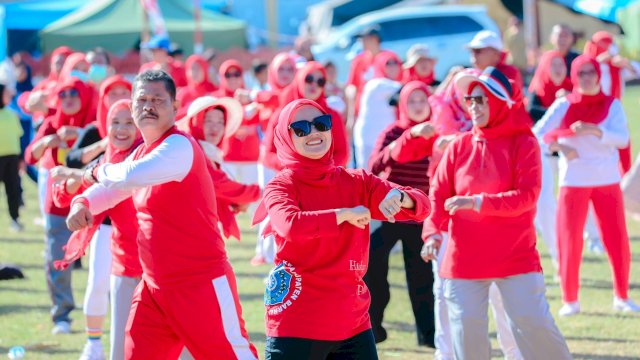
xmin=140 ymin=0 xmax=168 ymax=38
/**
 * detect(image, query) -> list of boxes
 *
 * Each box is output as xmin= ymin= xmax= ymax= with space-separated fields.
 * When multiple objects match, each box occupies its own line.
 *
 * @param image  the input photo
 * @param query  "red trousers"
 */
xmin=124 ymin=270 xmax=258 ymax=360
xmin=557 ymin=184 xmax=631 ymax=303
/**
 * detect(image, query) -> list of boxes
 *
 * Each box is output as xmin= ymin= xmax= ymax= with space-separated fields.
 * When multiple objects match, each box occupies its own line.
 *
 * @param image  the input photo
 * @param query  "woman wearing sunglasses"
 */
xmin=534 ymin=55 xmax=638 ymax=316
xmin=52 ymin=100 xmax=142 ymax=360
xmin=353 ymin=50 xmax=403 ymax=169
xmin=252 ymin=98 xmax=430 ymax=359
xmin=421 ymin=67 xmax=572 ymax=359
xmin=367 ymin=81 xmax=437 ymax=347
xmin=25 ymin=76 xmax=95 ymax=335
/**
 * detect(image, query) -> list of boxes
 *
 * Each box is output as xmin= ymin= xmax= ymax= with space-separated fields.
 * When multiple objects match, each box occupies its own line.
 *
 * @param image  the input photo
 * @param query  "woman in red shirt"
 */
xmin=253 ymin=98 xmax=430 ymax=359
xmin=176 ymin=55 xmax=218 ymax=116
xmin=421 ymin=67 xmax=571 ymax=359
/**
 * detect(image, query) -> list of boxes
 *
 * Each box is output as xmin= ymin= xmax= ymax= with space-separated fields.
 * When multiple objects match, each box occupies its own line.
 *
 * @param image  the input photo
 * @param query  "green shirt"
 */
xmin=0 ymin=108 xmax=23 ymax=156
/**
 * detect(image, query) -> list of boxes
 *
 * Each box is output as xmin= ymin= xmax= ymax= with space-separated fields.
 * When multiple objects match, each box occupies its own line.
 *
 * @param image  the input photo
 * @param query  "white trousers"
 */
xmin=444 ymin=273 xmax=572 ymax=360
xmin=535 ymin=154 xmax=558 ymax=263
xmin=83 ymin=225 xmax=113 ymax=316
xmin=255 ymin=164 xmax=277 ymax=261
xmin=109 ymin=275 xmax=140 ymax=360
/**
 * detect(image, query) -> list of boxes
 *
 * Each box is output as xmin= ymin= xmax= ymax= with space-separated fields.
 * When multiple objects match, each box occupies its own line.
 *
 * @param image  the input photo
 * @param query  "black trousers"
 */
xmin=364 ymin=222 xmax=435 ymax=347
xmin=265 ymin=329 xmax=378 ymax=360
xmin=0 ymin=155 xmax=20 ymax=221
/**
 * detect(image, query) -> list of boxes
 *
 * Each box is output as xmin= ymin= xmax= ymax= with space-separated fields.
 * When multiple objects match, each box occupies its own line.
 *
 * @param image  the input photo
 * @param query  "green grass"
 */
xmin=1 ymin=87 xmax=640 ymax=359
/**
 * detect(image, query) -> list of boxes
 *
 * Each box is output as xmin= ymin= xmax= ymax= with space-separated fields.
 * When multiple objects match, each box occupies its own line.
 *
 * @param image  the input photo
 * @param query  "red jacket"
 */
xmin=262 ymin=168 xmax=430 ymax=340
xmin=422 ymin=132 xmax=543 ymax=279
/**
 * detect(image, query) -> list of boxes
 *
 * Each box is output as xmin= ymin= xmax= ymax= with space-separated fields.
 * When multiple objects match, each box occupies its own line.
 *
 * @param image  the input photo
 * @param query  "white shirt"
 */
xmin=533 ymin=97 xmax=629 ymax=187
xmin=353 ymin=78 xmax=401 ymax=148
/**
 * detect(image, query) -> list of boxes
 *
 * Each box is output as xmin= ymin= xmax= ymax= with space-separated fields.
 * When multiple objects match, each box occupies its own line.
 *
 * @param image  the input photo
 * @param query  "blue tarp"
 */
xmin=4 ymin=0 xmax=87 ymax=30
xmin=551 ymin=0 xmax=640 ymax=23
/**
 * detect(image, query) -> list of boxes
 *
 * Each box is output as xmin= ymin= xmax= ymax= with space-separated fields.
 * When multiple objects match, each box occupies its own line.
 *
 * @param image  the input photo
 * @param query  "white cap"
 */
xmin=465 ymin=30 xmax=503 ymax=51
xmin=404 ymin=44 xmax=435 ymax=68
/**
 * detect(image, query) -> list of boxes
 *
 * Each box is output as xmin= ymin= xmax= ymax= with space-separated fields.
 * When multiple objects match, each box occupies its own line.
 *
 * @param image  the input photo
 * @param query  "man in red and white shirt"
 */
xmin=66 ymin=70 xmax=258 ymax=360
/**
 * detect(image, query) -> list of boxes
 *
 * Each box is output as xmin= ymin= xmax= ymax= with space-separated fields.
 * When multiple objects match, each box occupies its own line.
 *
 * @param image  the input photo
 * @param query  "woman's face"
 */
xmin=384 ymin=58 xmax=401 ymax=80
xmin=414 ymin=57 xmax=435 ymax=76
xmin=189 ymin=62 xmax=205 ymax=84
xmin=59 ymin=88 xmax=82 ymax=115
xmin=108 ymin=108 xmax=137 ymax=150
xmin=576 ymin=62 xmax=599 ymax=94
xmin=73 ymin=61 xmax=89 ymax=73
xmin=468 ymin=85 xmax=489 ymax=128
xmin=302 ymin=70 xmax=324 ymax=101
xmin=106 ymin=85 xmax=131 ymax=109
xmin=276 ymin=62 xmax=295 ymax=87
xmin=291 ymin=105 xmax=332 ymax=159
xmin=324 ymin=65 xmax=337 ymax=83
xmin=203 ymin=108 xmax=226 ymax=146
xmin=406 ymin=90 xmax=430 ymax=122
xmin=225 ymin=67 xmax=243 ymax=91
xmin=549 ymin=57 xmax=567 ymax=85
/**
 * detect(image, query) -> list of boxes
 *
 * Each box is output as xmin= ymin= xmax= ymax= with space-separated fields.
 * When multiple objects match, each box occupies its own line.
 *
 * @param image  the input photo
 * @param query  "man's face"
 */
xmin=470 ymin=47 xmax=500 ymax=70
xmin=131 ymin=81 xmax=177 ymax=139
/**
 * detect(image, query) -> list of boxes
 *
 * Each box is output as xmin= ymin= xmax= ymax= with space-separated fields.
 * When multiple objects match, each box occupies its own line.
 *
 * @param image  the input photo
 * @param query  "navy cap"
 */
xmin=454 ymin=66 xmax=515 ymax=108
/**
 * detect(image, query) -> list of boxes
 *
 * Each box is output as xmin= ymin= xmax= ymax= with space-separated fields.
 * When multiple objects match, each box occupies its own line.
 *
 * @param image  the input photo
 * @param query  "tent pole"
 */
xmin=194 ymin=0 xmax=203 ymax=54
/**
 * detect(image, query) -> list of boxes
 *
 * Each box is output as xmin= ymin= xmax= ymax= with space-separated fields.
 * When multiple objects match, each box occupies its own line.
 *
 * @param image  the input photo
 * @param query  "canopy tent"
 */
xmin=549 ymin=0 xmax=640 ymax=24
xmin=3 ymin=0 xmax=87 ymax=30
xmin=40 ymin=0 xmax=247 ymax=55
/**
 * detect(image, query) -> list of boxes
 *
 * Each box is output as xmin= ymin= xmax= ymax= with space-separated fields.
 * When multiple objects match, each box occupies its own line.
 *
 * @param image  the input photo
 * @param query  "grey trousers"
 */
xmin=45 ymin=213 xmax=74 ymax=323
xmin=110 ymin=275 xmax=140 ymax=360
xmin=443 ymin=272 xmax=572 ymax=360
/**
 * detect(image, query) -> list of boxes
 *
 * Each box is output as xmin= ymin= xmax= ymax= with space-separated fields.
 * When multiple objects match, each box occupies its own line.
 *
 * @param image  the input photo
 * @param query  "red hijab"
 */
xmin=47 ymin=46 xmax=74 ymax=81
xmin=59 ymin=52 xmax=88 ymax=81
xmin=104 ymin=99 xmax=142 ymax=163
xmin=268 ymin=52 xmax=297 ymax=92
xmin=397 ymin=81 xmax=431 ymax=128
xmin=469 ymin=82 xmax=532 ymax=140
xmin=279 ymin=61 xmax=330 ymax=111
xmin=584 ymin=31 xmax=621 ymax=99
xmin=372 ymin=50 xmax=403 ymax=81
xmin=96 ymin=75 xmax=132 ymax=138
xmin=51 ymin=77 xmax=95 ymax=129
xmin=185 ymin=55 xmax=217 ymax=95
xmin=528 ymin=50 xmax=573 ymax=108
xmin=216 ymin=60 xmax=245 ymax=97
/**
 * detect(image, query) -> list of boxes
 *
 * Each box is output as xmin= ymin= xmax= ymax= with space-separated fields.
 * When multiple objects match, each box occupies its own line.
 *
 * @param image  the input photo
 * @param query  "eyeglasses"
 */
xmin=304 ymin=75 xmax=326 ymax=87
xmin=224 ymin=71 xmax=242 ymax=79
xmin=288 ymin=114 xmax=332 ymax=137
xmin=278 ymin=66 xmax=295 ymax=73
xmin=386 ymin=60 xmax=400 ymax=66
xmin=58 ymin=88 xmax=80 ymax=99
xmin=577 ymin=69 xmax=597 ymax=78
xmin=463 ymin=95 xmax=487 ymax=107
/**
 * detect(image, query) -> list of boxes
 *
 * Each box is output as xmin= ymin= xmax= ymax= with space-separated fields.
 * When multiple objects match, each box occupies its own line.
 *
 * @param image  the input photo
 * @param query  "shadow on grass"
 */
xmin=581 ymin=310 xmax=640 ymax=319
xmin=0 ymin=303 xmax=50 ymax=315
xmin=0 ymin=236 xmax=42 ymax=244
xmin=573 ymin=354 xmax=640 ymax=360
xmin=0 ymin=283 xmax=47 ymax=294
xmin=239 ymin=293 xmax=265 ymax=302
xmin=580 ymin=278 xmax=640 ymax=291
xmin=384 ymin=320 xmax=415 ymax=333
xmin=564 ymin=335 xmax=638 ymax=343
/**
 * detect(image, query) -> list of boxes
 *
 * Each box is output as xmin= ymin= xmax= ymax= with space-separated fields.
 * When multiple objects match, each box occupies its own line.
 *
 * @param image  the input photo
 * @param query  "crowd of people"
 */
xmin=0 ymin=18 xmax=639 ymax=360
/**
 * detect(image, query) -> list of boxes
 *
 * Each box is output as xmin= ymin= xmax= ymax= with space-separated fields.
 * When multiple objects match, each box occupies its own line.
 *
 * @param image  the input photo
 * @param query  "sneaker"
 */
xmin=586 ymin=236 xmax=605 ymax=255
xmin=250 ymin=255 xmax=266 ymax=266
xmin=613 ymin=297 xmax=640 ymax=312
xmin=51 ymin=321 xmax=71 ymax=335
xmin=79 ymin=340 xmax=106 ymax=360
xmin=9 ymin=220 xmax=24 ymax=232
xmin=558 ymin=301 xmax=580 ymax=317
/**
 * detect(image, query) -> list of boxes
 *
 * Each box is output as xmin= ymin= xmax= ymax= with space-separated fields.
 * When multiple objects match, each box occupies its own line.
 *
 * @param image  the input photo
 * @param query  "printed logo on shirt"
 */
xmin=265 ymin=261 xmax=301 ymax=315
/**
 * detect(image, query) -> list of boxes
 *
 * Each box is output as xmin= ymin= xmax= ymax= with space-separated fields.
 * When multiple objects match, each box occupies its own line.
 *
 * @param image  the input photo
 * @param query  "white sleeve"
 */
xmin=532 ymin=98 xmax=569 ymax=152
xmin=78 ymin=184 xmax=132 ymax=215
xmin=96 ymin=134 xmax=194 ymax=191
xmin=600 ymin=99 xmax=630 ymax=148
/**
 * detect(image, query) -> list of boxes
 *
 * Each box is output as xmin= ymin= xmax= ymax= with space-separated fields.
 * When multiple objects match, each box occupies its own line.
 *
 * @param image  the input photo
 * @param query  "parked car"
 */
xmin=311 ymin=5 xmax=500 ymax=82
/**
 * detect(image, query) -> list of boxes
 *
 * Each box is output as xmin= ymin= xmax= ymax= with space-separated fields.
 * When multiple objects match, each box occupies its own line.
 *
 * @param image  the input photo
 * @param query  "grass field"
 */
xmin=1 ymin=87 xmax=640 ymax=359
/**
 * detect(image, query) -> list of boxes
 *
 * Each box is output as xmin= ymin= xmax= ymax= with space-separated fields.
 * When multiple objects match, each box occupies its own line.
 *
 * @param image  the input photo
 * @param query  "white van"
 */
xmin=311 ymin=5 xmax=500 ymax=82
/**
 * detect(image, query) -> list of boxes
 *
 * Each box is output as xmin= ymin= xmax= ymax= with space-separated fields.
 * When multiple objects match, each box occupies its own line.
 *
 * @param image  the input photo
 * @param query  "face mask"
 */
xmin=88 ymin=64 xmax=108 ymax=83
xmin=69 ymin=70 xmax=90 ymax=83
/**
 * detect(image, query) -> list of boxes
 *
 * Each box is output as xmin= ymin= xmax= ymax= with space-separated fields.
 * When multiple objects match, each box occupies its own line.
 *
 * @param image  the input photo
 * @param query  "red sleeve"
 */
xmin=421 ymin=138 xmax=458 ymax=240
xmin=361 ymin=170 xmax=430 ymax=222
xmin=264 ymin=176 xmax=340 ymax=242
xmin=25 ymin=116 xmax=56 ymax=165
xmin=369 ymin=125 xmax=400 ymax=173
xmin=210 ymin=166 xmax=261 ymax=204
xmin=346 ymin=55 xmax=364 ymax=89
xmin=478 ymin=136 xmax=541 ymax=216
xmin=329 ymin=109 xmax=349 ymax=167
xmin=52 ymin=181 xmax=88 ymax=208
xmin=260 ymin=109 xmax=284 ymax=171
xmin=390 ymin=129 xmax=437 ymax=164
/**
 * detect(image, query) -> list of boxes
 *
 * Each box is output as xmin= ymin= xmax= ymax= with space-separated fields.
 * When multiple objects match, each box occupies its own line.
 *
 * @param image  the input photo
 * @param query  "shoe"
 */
xmin=51 ymin=321 xmax=71 ymax=335
xmin=373 ymin=327 xmax=387 ymax=344
xmin=613 ymin=297 xmax=640 ymax=312
xmin=586 ymin=236 xmax=605 ymax=255
xmin=9 ymin=219 xmax=24 ymax=232
xmin=250 ymin=255 xmax=266 ymax=266
xmin=558 ymin=301 xmax=580 ymax=316
xmin=79 ymin=340 xmax=106 ymax=360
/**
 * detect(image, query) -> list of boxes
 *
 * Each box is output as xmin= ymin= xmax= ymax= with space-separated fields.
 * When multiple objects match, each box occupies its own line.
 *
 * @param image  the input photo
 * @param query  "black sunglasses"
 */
xmin=577 ymin=69 xmax=597 ymax=78
xmin=225 ymin=71 xmax=242 ymax=79
xmin=463 ymin=95 xmax=487 ymax=107
xmin=304 ymin=74 xmax=326 ymax=87
xmin=288 ymin=114 xmax=332 ymax=137
xmin=59 ymin=88 xmax=80 ymax=99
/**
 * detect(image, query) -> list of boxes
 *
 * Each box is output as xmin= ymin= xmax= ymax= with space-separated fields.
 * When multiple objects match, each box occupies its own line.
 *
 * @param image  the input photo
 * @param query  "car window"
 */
xmin=378 ymin=16 xmax=483 ymax=41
